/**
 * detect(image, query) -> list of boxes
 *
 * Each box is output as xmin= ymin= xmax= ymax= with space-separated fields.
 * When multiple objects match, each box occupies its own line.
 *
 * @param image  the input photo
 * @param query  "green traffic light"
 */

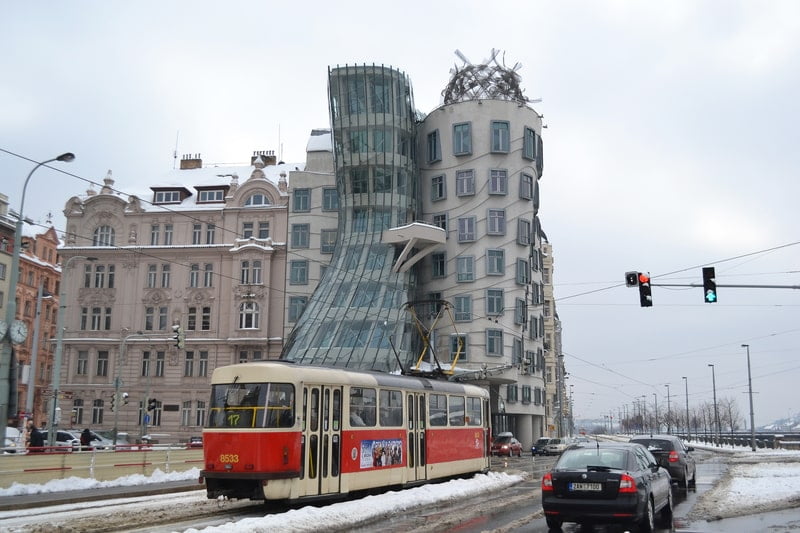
xmin=705 ymin=290 xmax=717 ymax=303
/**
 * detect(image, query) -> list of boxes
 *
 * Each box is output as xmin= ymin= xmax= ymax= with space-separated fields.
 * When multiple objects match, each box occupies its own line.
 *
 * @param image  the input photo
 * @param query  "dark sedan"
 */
xmin=531 ymin=437 xmax=551 ymax=456
xmin=630 ymin=434 xmax=696 ymax=490
xmin=541 ymin=442 xmax=672 ymax=532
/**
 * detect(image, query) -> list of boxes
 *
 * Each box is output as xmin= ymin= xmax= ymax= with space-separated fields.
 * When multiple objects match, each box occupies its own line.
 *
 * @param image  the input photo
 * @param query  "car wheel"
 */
xmin=640 ymin=497 xmax=655 ymax=533
xmin=680 ymin=469 xmax=689 ymax=491
xmin=659 ymin=488 xmax=673 ymax=527
xmin=545 ymin=516 xmax=562 ymax=530
xmin=689 ymin=467 xmax=697 ymax=488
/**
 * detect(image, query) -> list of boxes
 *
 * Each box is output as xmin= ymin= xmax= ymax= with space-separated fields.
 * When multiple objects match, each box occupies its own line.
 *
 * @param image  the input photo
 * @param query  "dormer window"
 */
xmin=198 ymin=189 xmax=224 ymax=203
xmin=154 ymin=190 xmax=181 ymax=204
xmin=244 ymin=193 xmax=271 ymax=206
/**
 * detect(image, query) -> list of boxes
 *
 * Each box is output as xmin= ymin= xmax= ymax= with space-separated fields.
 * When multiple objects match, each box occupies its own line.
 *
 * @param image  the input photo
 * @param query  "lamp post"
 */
xmin=24 ymin=281 xmax=53 ymax=421
xmin=653 ymin=392 xmax=659 ymax=433
xmin=48 ymin=254 xmax=95 ymax=447
xmin=114 ymin=331 xmax=147 ymax=445
xmin=682 ymin=376 xmax=690 ymax=441
xmin=0 ymin=152 xmax=74 ymax=445
xmin=708 ymin=363 xmax=720 ymax=447
xmin=641 ymin=395 xmax=647 ymax=433
xmin=664 ymin=384 xmax=671 ymax=434
xmin=742 ymin=344 xmax=756 ymax=452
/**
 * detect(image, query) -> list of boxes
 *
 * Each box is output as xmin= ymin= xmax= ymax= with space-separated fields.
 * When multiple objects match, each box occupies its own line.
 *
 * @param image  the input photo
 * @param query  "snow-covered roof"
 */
xmin=306 ymin=129 xmax=332 ymax=152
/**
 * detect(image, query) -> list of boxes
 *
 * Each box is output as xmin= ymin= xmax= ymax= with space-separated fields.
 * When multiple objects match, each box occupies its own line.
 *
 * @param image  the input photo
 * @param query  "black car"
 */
xmin=630 ymin=434 xmax=696 ymax=490
xmin=542 ymin=442 xmax=672 ymax=532
xmin=531 ymin=437 xmax=551 ymax=456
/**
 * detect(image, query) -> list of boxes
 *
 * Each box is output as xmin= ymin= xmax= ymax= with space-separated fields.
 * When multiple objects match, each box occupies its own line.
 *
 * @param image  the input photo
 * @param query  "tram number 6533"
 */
xmin=219 ymin=454 xmax=239 ymax=463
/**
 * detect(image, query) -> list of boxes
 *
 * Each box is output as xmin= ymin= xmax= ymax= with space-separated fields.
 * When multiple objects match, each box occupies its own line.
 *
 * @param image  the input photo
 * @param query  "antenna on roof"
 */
xmin=278 ymin=124 xmax=282 ymax=162
xmin=172 ymin=130 xmax=180 ymax=169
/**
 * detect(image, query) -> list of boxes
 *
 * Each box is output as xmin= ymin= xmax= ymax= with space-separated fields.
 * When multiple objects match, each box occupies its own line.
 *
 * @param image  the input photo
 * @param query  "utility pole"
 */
xmin=664 ymin=383 xmax=671 ymax=434
xmin=709 ymin=364 xmax=720 ymax=447
xmin=682 ymin=376 xmax=690 ymax=441
xmin=742 ymin=344 xmax=756 ymax=452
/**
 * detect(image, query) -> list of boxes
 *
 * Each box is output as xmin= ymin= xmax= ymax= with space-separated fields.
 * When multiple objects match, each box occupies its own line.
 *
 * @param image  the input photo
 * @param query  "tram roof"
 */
xmin=211 ymin=361 xmax=489 ymax=398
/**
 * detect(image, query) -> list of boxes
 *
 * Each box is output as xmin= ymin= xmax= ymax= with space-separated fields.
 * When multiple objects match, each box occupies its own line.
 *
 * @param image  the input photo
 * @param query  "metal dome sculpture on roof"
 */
xmin=442 ymin=49 xmax=528 ymax=105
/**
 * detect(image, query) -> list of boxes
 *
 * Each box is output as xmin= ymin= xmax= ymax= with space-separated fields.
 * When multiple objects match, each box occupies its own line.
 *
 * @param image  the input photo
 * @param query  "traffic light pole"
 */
xmin=652 ymin=283 xmax=800 ymax=289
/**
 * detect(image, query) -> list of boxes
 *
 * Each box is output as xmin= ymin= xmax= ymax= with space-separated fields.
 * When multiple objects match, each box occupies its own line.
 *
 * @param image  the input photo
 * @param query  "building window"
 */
xmin=290 ymin=260 xmax=309 ymax=285
xmin=242 ymin=222 xmax=254 ymax=239
xmin=91 ymin=399 xmax=104 ymax=425
xmin=77 ymin=351 xmax=88 ymax=375
xmin=487 ymin=209 xmax=506 ymax=235
xmin=372 ymin=209 xmax=391 ymax=231
xmin=489 ymin=169 xmax=507 ymax=195
xmin=487 ymin=329 xmax=504 ymax=357
xmin=181 ymin=401 xmax=192 ymax=426
xmin=163 ymin=224 xmax=173 ymax=245
xmin=515 ymin=298 xmax=526 ymax=325
xmin=240 ymin=260 xmax=262 ymax=284
xmin=141 ymin=351 xmax=150 ymax=377
xmin=187 ymin=306 xmax=198 ymax=331
xmin=353 ymin=208 xmax=368 ymax=232
xmin=184 ymin=352 xmax=194 ymax=377
xmin=516 ymin=259 xmax=530 ymax=285
xmin=199 ymin=351 xmax=208 ymax=377
xmin=192 ymin=224 xmax=202 ymax=244
xmin=147 ymin=265 xmax=156 ymax=288
xmin=198 ymin=189 xmax=224 ymax=202
xmin=154 ymin=191 xmax=180 ymax=203
xmin=189 ymin=264 xmax=200 ymax=287
xmin=244 ymin=194 xmax=270 ymax=206
xmin=96 ymin=351 xmax=109 ymax=377
xmin=487 ymin=249 xmax=505 ymax=275
xmin=431 ymin=252 xmax=446 ymax=278
xmin=350 ymin=130 xmax=369 ymax=154
xmin=517 ymin=218 xmax=531 ymax=245
xmin=289 ymin=296 xmax=308 ymax=322
xmin=454 ymin=295 xmax=472 ymax=322
xmin=486 ymin=289 xmax=504 ymax=315
xmin=204 ymin=264 xmax=214 ymax=287
xmin=291 ymin=224 xmax=310 ymax=248
xmin=239 ymin=301 xmax=260 ymax=329
xmin=374 ymin=167 xmax=392 ymax=192
xmin=458 ymin=216 xmax=476 ymax=242
xmin=456 ymin=256 xmax=475 ymax=282
xmin=491 ymin=121 xmax=510 ymax=153
xmin=293 ymin=188 xmax=311 ymax=212
xmin=456 ymin=169 xmax=475 ymax=196
xmin=320 ymin=229 xmax=337 ymax=254
xmin=322 ymin=188 xmax=338 ymax=210
xmin=520 ymin=173 xmax=534 ymax=200
xmin=145 ymin=306 xmax=168 ymax=331
xmin=206 ymin=224 xmax=216 ymax=244
xmin=258 ymin=222 xmax=269 ymax=239
xmin=431 ymin=174 xmax=446 ymax=201
xmin=450 ymin=334 xmax=468 ymax=361
xmin=523 ymin=127 xmax=537 ymax=160
xmin=150 ymin=225 xmax=160 ymax=245
xmin=156 ymin=351 xmax=165 ymax=377
xmin=92 ymin=226 xmax=115 ymax=247
xmin=427 ymin=130 xmax=441 ymax=163
xmin=161 ymin=264 xmax=171 ymax=288
xmin=453 ymin=123 xmax=472 ymax=155
xmin=195 ymin=400 xmax=207 ymax=426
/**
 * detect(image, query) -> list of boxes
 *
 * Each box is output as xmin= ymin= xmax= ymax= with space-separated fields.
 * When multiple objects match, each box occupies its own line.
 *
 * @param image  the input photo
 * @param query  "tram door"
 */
xmin=406 ymin=392 xmax=427 ymax=482
xmin=302 ymin=385 xmax=343 ymax=496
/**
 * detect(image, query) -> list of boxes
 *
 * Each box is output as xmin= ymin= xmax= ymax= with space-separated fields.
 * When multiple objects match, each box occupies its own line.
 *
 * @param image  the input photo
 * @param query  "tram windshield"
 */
xmin=207 ymin=382 xmax=295 ymax=429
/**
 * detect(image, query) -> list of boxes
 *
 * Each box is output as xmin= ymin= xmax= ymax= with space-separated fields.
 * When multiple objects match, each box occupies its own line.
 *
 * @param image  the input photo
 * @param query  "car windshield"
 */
xmin=549 ymin=439 xmax=561 ymax=445
xmin=536 ymin=438 xmax=549 ymax=444
xmin=557 ymin=448 xmax=627 ymax=470
xmin=495 ymin=436 xmax=512 ymax=444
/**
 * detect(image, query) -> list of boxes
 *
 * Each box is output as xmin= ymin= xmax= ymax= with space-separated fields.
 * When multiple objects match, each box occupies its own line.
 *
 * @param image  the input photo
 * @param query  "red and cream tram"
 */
xmin=200 ymin=361 xmax=491 ymax=502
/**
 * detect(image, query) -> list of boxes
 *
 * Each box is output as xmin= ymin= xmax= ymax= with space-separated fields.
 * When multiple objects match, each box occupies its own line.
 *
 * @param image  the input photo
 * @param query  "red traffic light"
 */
xmin=638 ymin=273 xmax=650 ymax=284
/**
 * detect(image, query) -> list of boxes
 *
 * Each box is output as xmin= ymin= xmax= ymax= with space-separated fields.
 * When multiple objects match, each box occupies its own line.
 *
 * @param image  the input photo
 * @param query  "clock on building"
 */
xmin=9 ymin=320 xmax=28 ymax=344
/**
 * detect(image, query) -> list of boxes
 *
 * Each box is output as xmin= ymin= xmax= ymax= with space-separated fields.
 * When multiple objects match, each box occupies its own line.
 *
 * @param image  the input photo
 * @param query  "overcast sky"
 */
xmin=3 ymin=1 xmax=799 ymax=427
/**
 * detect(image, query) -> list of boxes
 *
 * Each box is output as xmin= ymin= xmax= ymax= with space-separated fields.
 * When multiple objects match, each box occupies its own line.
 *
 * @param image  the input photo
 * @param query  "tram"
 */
xmin=200 ymin=361 xmax=491 ymax=502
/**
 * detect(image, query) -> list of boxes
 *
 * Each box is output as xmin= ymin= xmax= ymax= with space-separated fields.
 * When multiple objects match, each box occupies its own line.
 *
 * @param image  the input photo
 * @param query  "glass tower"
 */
xmin=281 ymin=65 xmax=420 ymax=372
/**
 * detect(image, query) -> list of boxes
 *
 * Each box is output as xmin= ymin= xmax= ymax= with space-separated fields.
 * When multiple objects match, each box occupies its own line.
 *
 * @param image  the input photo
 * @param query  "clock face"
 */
xmin=10 ymin=320 xmax=28 ymax=344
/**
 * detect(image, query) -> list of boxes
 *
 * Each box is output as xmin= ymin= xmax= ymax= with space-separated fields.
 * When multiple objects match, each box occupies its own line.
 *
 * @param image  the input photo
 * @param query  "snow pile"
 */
xmin=184 ymin=472 xmax=523 ymax=533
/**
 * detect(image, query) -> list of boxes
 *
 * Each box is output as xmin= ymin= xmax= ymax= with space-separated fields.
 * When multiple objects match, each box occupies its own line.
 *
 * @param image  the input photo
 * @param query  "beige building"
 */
xmin=541 ymin=241 xmax=567 ymax=437
xmin=56 ymin=151 xmax=295 ymax=442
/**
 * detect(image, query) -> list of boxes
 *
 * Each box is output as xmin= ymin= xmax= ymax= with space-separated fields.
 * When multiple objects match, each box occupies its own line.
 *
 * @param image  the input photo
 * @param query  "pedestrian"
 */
xmin=28 ymin=423 xmax=45 ymax=453
xmin=80 ymin=428 xmax=93 ymax=451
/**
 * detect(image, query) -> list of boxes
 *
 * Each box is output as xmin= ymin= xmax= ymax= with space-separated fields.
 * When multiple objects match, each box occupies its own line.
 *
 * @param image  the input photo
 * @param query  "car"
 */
xmin=48 ymin=430 xmax=81 ymax=452
xmin=187 ymin=436 xmax=203 ymax=448
xmin=3 ymin=426 xmax=23 ymax=454
xmin=544 ymin=437 xmax=572 ymax=456
xmin=69 ymin=430 xmax=114 ymax=450
xmin=630 ymin=434 xmax=697 ymax=490
xmin=490 ymin=432 xmax=523 ymax=457
xmin=531 ymin=437 xmax=551 ymax=456
xmin=542 ymin=441 xmax=673 ymax=531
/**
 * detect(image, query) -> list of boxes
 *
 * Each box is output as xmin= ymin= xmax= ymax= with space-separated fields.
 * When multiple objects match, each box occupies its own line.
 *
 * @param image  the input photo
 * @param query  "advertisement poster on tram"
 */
xmin=360 ymin=439 xmax=403 ymax=468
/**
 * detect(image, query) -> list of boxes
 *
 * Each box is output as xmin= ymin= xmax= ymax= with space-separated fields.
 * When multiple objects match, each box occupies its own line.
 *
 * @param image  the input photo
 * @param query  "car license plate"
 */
xmin=569 ymin=482 xmax=602 ymax=491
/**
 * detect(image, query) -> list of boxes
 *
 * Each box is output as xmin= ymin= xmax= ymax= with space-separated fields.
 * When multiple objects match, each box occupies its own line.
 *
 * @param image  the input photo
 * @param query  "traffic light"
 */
xmin=147 ymin=398 xmax=158 ymax=411
xmin=110 ymin=393 xmax=117 ymax=412
xmin=702 ymin=267 xmax=717 ymax=303
xmin=637 ymin=272 xmax=653 ymax=307
xmin=172 ymin=324 xmax=185 ymax=349
xmin=624 ymin=271 xmax=639 ymax=287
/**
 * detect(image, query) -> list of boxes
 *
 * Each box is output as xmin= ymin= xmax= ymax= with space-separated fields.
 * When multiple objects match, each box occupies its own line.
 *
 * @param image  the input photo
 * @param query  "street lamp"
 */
xmin=708 ymin=363 xmax=720 ymax=447
xmin=742 ymin=344 xmax=756 ymax=452
xmin=664 ymin=384 xmax=671 ymax=434
xmin=0 ymin=152 xmax=74 ymax=445
xmin=682 ymin=376 xmax=690 ymax=441
xmin=653 ymin=392 xmax=659 ymax=433
xmin=49 ymin=254 xmax=96 ymax=447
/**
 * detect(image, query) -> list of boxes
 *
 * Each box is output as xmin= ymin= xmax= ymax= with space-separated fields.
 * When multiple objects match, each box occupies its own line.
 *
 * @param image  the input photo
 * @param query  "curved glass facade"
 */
xmin=281 ymin=65 xmax=420 ymax=372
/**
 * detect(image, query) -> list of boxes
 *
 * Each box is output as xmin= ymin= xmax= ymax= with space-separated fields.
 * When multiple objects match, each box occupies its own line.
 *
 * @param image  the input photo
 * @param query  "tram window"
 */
xmin=310 ymin=388 xmax=320 ymax=432
xmin=379 ymin=389 xmax=403 ymax=427
xmin=349 ymin=387 xmax=376 ymax=427
xmin=466 ymin=397 xmax=482 ymax=426
xmin=429 ymin=394 xmax=447 ymax=427
xmin=265 ymin=384 xmax=295 ymax=428
xmin=208 ymin=383 xmax=266 ymax=428
xmin=449 ymin=396 xmax=466 ymax=426
xmin=333 ymin=389 xmax=341 ymax=432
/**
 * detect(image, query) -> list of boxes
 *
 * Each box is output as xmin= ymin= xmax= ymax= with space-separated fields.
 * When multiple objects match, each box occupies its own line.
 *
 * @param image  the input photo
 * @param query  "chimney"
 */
xmin=251 ymin=150 xmax=277 ymax=167
xmin=180 ymin=153 xmax=203 ymax=170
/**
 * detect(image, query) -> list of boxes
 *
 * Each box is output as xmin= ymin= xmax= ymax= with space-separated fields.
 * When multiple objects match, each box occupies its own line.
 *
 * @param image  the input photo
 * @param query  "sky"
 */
xmin=2 ymin=1 xmax=800 ymax=426
xmin=1 ymin=442 xmax=800 ymax=530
